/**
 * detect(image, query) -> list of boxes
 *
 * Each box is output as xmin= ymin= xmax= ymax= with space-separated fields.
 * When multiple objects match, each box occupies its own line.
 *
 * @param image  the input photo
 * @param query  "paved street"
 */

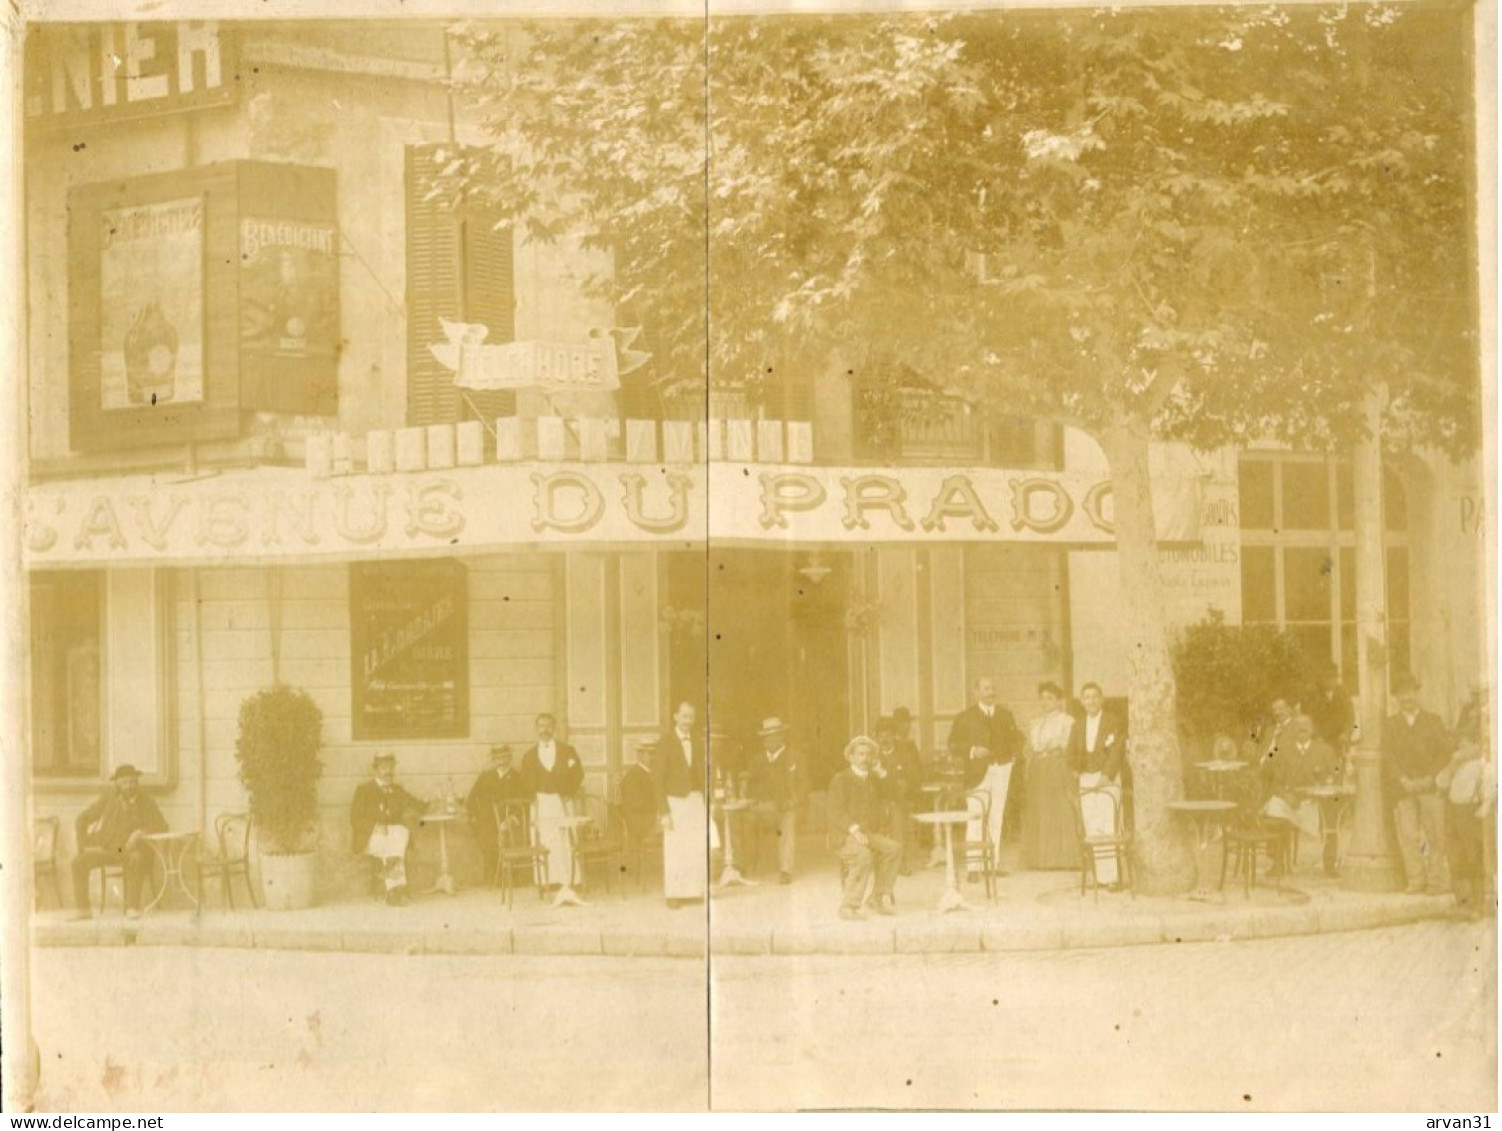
xmin=29 ymin=950 xmax=708 ymax=1111
xmin=711 ymin=919 xmax=1497 ymax=1112
xmin=26 ymin=919 xmax=1495 ymax=1112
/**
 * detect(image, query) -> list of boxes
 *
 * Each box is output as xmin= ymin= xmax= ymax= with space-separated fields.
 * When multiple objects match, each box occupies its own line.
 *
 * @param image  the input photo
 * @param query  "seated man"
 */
xmin=351 ymin=753 xmax=426 ymax=905
xmin=827 ymin=735 xmax=901 ymax=921
xmin=1259 ymin=714 xmax=1331 ymax=865
xmin=873 ymin=717 xmax=923 ymax=875
xmin=745 ymin=716 xmax=807 ymax=885
xmin=71 ymin=764 xmax=167 ymax=920
xmin=465 ymin=744 xmax=532 ymax=885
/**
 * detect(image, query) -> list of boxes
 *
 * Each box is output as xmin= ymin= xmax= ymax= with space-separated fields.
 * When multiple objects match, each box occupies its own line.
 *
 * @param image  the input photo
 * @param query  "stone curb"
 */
xmin=33 ymin=895 xmax=1459 ymax=959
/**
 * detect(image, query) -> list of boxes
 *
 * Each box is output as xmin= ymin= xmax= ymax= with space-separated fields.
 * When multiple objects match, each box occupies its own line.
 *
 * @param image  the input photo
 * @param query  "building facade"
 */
xmin=22 ymin=19 xmax=1489 ymax=901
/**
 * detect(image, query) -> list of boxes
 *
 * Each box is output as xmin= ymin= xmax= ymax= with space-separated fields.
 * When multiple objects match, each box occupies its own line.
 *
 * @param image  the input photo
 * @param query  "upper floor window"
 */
xmin=406 ymin=144 xmax=516 ymax=430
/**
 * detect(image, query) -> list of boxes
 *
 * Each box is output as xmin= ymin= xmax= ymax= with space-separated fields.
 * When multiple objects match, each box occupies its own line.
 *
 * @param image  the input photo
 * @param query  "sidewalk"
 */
xmin=31 ymin=834 xmax=1473 ymax=959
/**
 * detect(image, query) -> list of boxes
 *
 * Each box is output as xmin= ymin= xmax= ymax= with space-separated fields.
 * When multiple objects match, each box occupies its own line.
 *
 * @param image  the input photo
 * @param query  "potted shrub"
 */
xmin=235 ymin=684 xmax=324 ymax=910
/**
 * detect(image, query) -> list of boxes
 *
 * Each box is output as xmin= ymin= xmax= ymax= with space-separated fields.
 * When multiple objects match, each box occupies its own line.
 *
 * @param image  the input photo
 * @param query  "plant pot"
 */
xmin=258 ymin=850 xmax=318 ymax=911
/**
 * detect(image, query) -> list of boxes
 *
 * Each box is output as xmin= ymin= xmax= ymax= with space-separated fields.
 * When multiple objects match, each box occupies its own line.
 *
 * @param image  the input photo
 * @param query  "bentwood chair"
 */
xmin=960 ymin=790 xmax=997 ymax=902
xmin=494 ymin=800 xmax=549 ymax=909
xmin=572 ymin=792 xmax=627 ymax=896
xmin=1073 ymin=785 xmax=1134 ymax=902
xmin=197 ymin=812 xmax=257 ymax=909
xmin=34 ymin=816 xmax=62 ymax=908
xmin=615 ymin=764 xmax=663 ymax=892
xmin=1218 ymin=772 xmax=1290 ymax=897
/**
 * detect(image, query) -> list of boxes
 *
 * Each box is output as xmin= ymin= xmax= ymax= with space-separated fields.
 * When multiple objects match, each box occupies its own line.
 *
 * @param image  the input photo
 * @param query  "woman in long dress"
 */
xmin=1024 ymin=681 xmax=1079 ymax=870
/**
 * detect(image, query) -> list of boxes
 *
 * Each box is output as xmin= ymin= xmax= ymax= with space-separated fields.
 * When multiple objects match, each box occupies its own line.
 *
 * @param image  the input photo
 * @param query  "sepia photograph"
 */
xmin=2 ymin=0 xmax=1495 ymax=1115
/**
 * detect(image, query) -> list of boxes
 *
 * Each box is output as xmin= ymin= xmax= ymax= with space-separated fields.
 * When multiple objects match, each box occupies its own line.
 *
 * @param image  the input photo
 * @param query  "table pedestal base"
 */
xmin=936 ymin=887 xmax=976 ymax=913
xmin=426 ymin=873 xmax=456 ymax=896
xmin=716 ymin=865 xmax=758 ymax=889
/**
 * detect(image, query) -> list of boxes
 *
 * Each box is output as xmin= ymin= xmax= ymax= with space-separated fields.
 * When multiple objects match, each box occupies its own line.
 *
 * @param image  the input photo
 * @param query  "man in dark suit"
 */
xmin=465 ymin=744 xmax=532 ymax=886
xmin=827 ymin=735 xmax=901 ymax=920
xmin=71 ymin=764 xmax=168 ymax=920
xmin=875 ymin=716 xmax=923 ymax=874
xmin=947 ymin=677 xmax=1021 ymax=871
xmin=350 ymin=752 xmax=427 ymax=905
xmin=1259 ymin=714 xmax=1338 ymax=874
xmin=653 ymin=701 xmax=711 ymax=909
xmin=1382 ymin=675 xmax=1453 ymax=895
xmin=520 ymin=713 xmax=586 ymax=900
xmin=1305 ymin=662 xmax=1356 ymax=778
xmin=746 ymin=716 xmax=808 ymax=884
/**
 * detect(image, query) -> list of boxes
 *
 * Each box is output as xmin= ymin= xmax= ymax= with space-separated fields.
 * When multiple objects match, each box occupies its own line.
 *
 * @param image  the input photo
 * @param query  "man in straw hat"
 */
xmin=350 ymin=752 xmax=426 ymax=905
xmin=70 ymin=764 xmax=168 ymax=920
xmin=827 ymin=735 xmax=901 ymax=921
xmin=746 ymin=715 xmax=808 ymax=884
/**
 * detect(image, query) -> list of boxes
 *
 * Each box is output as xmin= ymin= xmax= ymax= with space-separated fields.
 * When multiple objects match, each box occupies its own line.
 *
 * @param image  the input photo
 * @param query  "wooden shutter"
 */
xmin=405 ymin=145 xmax=516 ymax=427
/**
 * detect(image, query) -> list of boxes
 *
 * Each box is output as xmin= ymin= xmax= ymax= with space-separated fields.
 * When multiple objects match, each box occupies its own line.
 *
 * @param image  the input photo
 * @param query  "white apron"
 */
xmin=967 ymin=762 xmax=1012 ymax=858
xmin=1078 ymin=772 xmax=1121 ymax=885
xmin=365 ymin=824 xmax=410 ymax=890
xmin=664 ymin=791 xmax=715 ymax=899
xmin=535 ymin=792 xmax=573 ymax=887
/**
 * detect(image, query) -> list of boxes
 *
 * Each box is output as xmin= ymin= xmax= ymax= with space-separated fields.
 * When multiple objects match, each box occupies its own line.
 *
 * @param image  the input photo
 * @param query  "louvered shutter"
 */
xmin=405 ymin=145 xmax=516 ymax=427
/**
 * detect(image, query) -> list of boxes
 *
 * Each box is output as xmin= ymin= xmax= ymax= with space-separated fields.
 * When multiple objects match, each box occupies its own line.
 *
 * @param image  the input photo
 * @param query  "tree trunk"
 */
xmin=1098 ymin=419 xmax=1196 ymax=894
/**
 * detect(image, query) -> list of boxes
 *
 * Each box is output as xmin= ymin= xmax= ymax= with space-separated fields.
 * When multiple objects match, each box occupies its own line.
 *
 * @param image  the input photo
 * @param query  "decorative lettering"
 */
xmin=405 ymin=480 xmax=465 ymax=540
xmin=195 ymin=494 xmax=249 ymax=548
xmin=919 ymin=475 xmax=999 ymax=533
xmin=260 ymin=490 xmax=320 ymax=547
xmin=73 ymin=497 xmax=128 ymax=551
xmin=759 ymin=473 xmax=827 ymax=530
xmin=621 ymin=472 xmax=692 ymax=534
xmin=840 ymin=475 xmax=915 ymax=532
xmin=1083 ymin=481 xmax=1114 ymax=534
xmin=1009 ymin=477 xmax=1074 ymax=535
xmin=25 ymin=496 xmax=62 ymax=554
xmin=1460 ymin=495 xmax=1486 ymax=537
xmin=531 ymin=472 xmax=604 ymax=534
xmin=334 ymin=483 xmax=391 ymax=544
xmin=130 ymin=494 xmax=191 ymax=551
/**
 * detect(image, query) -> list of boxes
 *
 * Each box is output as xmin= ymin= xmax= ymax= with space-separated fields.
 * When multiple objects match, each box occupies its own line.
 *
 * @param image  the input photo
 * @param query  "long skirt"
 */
xmin=535 ymin=792 xmax=573 ymax=888
xmin=1023 ymin=751 xmax=1078 ymax=870
xmin=664 ymin=791 xmax=714 ymax=900
xmin=1078 ymin=772 xmax=1121 ymax=885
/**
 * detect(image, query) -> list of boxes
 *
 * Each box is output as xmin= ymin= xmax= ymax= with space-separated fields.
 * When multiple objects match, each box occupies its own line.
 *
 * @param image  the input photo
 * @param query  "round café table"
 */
xmin=913 ymin=810 xmax=974 ymax=913
xmin=1194 ymin=760 xmax=1249 ymax=799
xmin=1299 ymin=783 xmax=1356 ymax=875
xmin=920 ymin=781 xmax=964 ymax=868
xmin=418 ymin=811 xmax=462 ymax=896
xmin=1165 ymin=799 xmax=1237 ymax=902
xmin=714 ymin=798 xmax=758 ymax=889
xmin=142 ymin=830 xmax=200 ymax=912
xmin=551 ymin=814 xmax=593 ymax=907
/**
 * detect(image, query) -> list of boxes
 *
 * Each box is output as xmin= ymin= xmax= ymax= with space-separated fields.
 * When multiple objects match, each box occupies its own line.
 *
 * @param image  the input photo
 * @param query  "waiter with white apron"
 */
xmin=520 ymin=712 xmax=585 ymax=906
xmin=653 ymin=701 xmax=717 ymax=909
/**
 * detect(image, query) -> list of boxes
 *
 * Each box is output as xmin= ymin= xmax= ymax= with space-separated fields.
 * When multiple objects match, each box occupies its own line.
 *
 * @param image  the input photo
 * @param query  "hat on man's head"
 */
xmin=1393 ymin=673 xmax=1422 ymax=695
xmin=891 ymin=707 xmax=912 ymax=724
xmin=111 ymin=764 xmax=141 ymax=781
xmin=489 ymin=743 xmax=513 ymax=759
xmin=757 ymin=716 xmax=788 ymax=737
xmin=372 ymin=752 xmax=397 ymax=767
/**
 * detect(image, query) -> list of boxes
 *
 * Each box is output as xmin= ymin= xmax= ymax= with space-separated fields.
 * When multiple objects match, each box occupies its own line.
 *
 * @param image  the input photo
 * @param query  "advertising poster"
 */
xmin=238 ymin=215 xmax=339 ymax=362
xmin=97 ymin=197 xmax=204 ymax=410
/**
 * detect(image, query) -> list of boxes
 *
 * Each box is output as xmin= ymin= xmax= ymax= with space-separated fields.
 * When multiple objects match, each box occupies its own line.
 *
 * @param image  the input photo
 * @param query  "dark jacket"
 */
xmin=653 ymin=728 xmax=708 ymax=815
xmin=1382 ymin=710 xmax=1452 ymax=795
xmin=350 ymin=780 xmax=425 ymax=854
xmin=826 ymin=768 xmax=893 ymax=848
xmin=465 ymin=767 xmax=532 ymax=827
xmin=520 ymin=743 xmax=584 ymax=799
xmin=1067 ymin=709 xmax=1127 ymax=779
xmin=1306 ymin=684 xmax=1357 ymax=750
xmin=1263 ymin=738 xmax=1338 ymax=802
xmin=947 ymin=703 xmax=1022 ymax=788
xmin=75 ymin=790 xmax=167 ymax=852
xmin=746 ymin=745 xmax=808 ymax=811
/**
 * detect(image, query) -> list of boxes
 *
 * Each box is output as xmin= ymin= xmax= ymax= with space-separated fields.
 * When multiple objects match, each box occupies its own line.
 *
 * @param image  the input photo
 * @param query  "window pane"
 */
xmin=1340 ymin=623 xmax=1358 ymax=685
xmin=31 ymin=573 xmax=103 ymax=777
xmin=1285 ymin=547 xmax=1336 ymax=623
xmin=1386 ymin=548 xmax=1410 ymax=621
xmin=1239 ymin=460 xmax=1274 ymax=530
xmin=1339 ymin=547 xmax=1355 ymax=621
xmin=1241 ymin=545 xmax=1276 ymax=622
xmin=1289 ymin=623 xmax=1335 ymax=670
xmin=1336 ymin=461 xmax=1354 ymax=531
xmin=1384 ymin=468 xmax=1408 ymax=532
xmin=1389 ymin=623 xmax=1411 ymax=684
xmin=1281 ymin=461 xmax=1331 ymax=531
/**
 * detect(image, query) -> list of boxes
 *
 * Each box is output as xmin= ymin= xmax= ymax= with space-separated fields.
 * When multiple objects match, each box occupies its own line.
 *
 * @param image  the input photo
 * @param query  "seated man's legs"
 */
xmin=122 ymin=843 xmax=156 ymax=911
xmin=866 ymin=833 xmax=901 ymax=906
xmin=838 ymin=837 xmax=873 ymax=912
xmin=70 ymin=848 xmax=109 ymax=915
xmin=366 ymin=824 xmax=412 ymax=901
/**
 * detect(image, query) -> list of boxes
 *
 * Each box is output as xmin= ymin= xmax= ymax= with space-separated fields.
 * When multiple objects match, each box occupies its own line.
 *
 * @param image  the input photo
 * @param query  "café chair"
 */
xmin=197 ymin=812 xmax=257 ymax=910
xmin=572 ymin=791 xmax=626 ymax=896
xmin=1072 ymin=785 xmax=1133 ymax=902
xmin=1218 ymin=775 xmax=1289 ymax=897
xmin=34 ymin=816 xmax=62 ymax=909
xmin=615 ymin=764 xmax=663 ymax=892
xmin=493 ymin=800 xmax=549 ymax=910
xmin=960 ymin=790 xmax=997 ymax=902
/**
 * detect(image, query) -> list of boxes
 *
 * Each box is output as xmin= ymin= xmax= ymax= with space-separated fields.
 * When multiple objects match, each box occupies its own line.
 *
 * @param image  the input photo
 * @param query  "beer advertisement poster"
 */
xmin=97 ymin=197 xmax=205 ymax=411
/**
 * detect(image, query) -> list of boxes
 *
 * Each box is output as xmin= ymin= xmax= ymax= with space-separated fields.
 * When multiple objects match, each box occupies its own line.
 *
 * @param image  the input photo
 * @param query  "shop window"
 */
xmin=31 ymin=572 xmax=104 ymax=778
xmin=405 ymin=144 xmax=516 ymax=430
xmin=1281 ymin=461 xmax=1331 ymax=531
xmin=350 ymin=559 xmax=470 ymax=740
xmin=1240 ymin=546 xmax=1276 ymax=623
xmin=1238 ymin=460 xmax=1274 ymax=530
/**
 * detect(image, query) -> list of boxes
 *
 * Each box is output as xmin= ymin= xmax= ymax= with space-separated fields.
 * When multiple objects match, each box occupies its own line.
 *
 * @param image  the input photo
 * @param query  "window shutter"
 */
xmin=405 ymin=145 xmax=516 ymax=427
